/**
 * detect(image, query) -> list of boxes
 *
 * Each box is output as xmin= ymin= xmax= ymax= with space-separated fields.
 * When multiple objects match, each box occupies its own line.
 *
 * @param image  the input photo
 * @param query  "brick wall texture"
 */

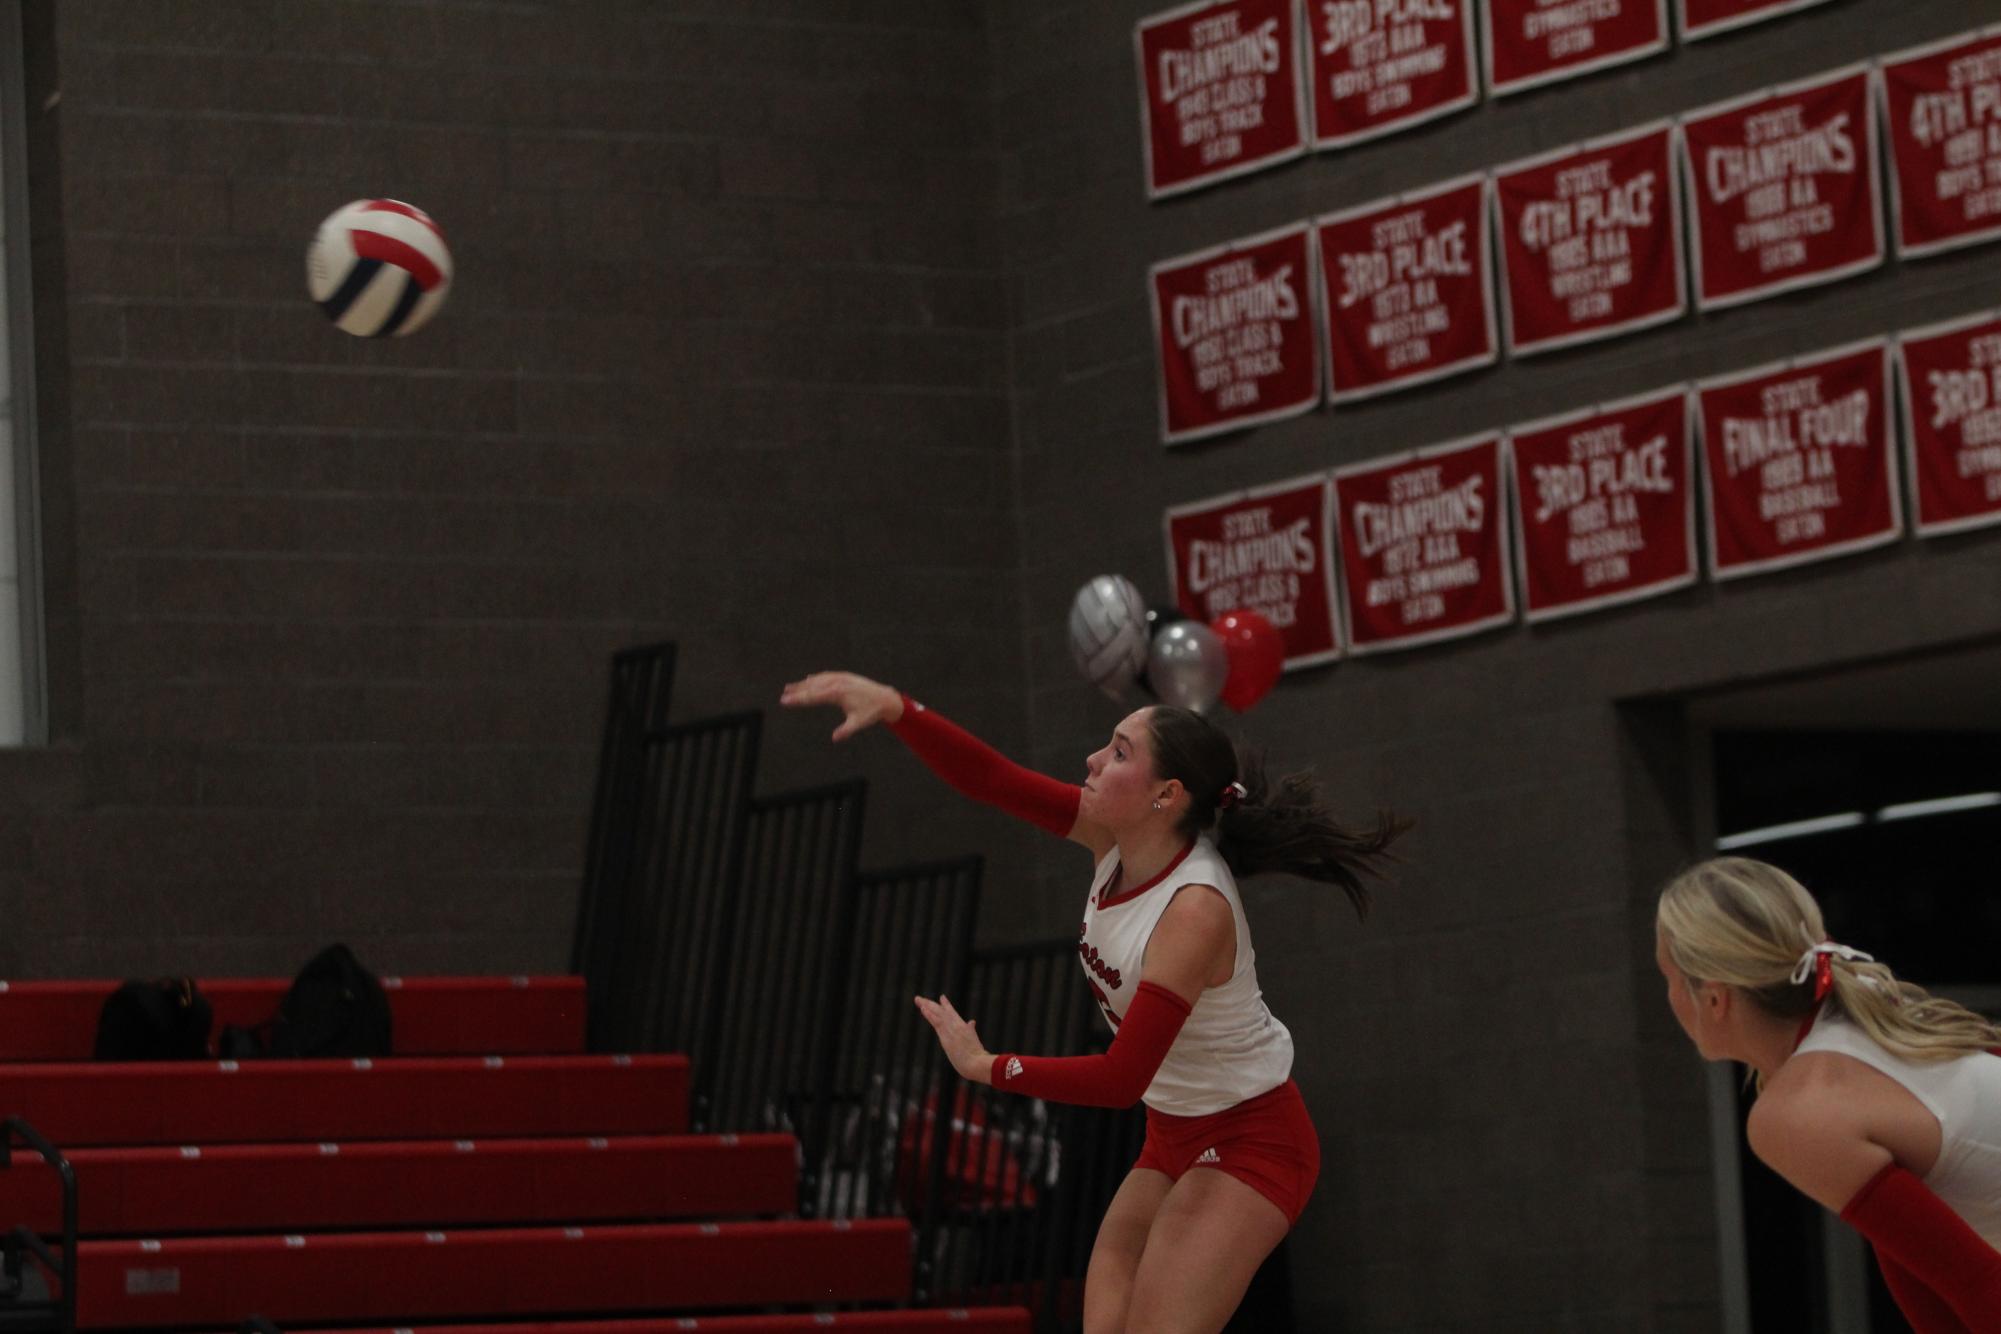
xmin=7 ymin=1 xmax=2001 ymax=1330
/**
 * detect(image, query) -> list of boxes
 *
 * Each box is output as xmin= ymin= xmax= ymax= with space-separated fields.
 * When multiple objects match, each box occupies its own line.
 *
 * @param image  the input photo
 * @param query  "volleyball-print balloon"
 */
xmin=1068 ymin=574 xmax=1150 ymax=701
xmin=306 ymin=199 xmax=452 ymax=337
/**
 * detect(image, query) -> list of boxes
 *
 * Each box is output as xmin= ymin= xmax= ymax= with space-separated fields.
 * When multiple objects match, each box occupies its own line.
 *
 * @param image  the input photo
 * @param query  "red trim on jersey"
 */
xmin=1097 ymin=840 xmax=1198 ymax=910
xmin=1842 ymin=1162 xmax=2001 ymax=1329
xmin=1792 ymin=1001 xmax=1824 ymax=1054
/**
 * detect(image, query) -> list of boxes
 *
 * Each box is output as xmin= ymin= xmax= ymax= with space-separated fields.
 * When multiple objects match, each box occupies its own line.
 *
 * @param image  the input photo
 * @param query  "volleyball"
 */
xmin=1068 ymin=574 xmax=1150 ymax=701
xmin=306 ymin=199 xmax=452 ymax=338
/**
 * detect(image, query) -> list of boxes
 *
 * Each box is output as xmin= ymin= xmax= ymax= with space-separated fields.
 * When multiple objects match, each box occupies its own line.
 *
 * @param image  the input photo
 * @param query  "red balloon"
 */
xmin=1209 ymin=610 xmax=1284 ymax=712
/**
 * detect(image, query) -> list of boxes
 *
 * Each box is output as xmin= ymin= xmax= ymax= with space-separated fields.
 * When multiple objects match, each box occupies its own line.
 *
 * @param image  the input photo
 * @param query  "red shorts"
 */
xmin=1133 ymin=1078 xmax=1320 ymax=1226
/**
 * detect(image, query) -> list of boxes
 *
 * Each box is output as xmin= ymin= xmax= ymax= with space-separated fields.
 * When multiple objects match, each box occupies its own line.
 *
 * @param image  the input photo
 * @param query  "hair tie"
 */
xmin=1790 ymin=939 xmax=1875 ymax=1003
xmin=1217 ymin=780 xmax=1247 ymax=811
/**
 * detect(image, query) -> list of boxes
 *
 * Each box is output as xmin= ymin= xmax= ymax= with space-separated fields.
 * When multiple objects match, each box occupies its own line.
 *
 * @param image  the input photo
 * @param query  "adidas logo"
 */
xmin=1195 ymin=1147 xmax=1220 ymax=1165
xmin=1004 ymin=1057 xmax=1023 ymax=1081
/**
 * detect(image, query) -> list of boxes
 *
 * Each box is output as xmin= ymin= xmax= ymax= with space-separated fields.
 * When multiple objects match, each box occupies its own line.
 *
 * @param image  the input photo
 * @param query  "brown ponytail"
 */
xmin=1145 ymin=706 xmax=1410 ymax=920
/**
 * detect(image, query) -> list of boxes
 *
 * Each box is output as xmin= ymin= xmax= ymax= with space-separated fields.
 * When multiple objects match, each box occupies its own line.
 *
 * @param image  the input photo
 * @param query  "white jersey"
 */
xmin=1796 ymin=1007 xmax=2001 ymax=1247
xmin=1077 ymin=836 xmax=1294 ymax=1116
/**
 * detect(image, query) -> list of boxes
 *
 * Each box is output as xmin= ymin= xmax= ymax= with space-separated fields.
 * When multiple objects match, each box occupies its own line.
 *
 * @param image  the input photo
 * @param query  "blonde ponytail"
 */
xmin=1658 ymin=857 xmax=2000 ymax=1079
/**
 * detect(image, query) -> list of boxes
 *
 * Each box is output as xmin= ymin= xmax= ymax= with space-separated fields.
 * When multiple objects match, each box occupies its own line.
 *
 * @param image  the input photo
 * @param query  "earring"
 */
xmin=1150 ymin=800 xmax=1162 ymax=810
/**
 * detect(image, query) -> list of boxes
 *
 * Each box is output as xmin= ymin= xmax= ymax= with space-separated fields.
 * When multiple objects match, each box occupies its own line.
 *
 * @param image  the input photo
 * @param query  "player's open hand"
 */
xmin=914 ymin=994 xmax=992 ymax=1085
xmin=779 ymin=671 xmax=904 ymax=742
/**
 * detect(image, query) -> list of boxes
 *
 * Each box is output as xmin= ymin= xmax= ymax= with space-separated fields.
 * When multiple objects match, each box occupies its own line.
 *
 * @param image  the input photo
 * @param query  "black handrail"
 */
xmin=1 ymin=1115 xmax=77 ymax=1333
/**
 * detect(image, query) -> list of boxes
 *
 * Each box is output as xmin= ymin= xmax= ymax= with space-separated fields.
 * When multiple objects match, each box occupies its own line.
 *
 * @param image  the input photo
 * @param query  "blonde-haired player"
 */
xmin=1656 ymin=856 xmax=2001 ymax=1332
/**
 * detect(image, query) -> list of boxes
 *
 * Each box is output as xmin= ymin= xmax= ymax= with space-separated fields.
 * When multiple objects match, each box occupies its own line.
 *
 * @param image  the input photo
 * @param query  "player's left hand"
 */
xmin=914 ymin=994 xmax=992 ymax=1085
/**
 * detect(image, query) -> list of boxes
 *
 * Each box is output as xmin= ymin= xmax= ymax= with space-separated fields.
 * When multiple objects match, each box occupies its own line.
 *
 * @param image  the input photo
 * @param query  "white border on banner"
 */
xmin=1306 ymin=0 xmax=1480 ymax=150
xmin=1160 ymin=469 xmax=1343 ymax=669
xmin=1150 ymin=220 xmax=1325 ymax=447
xmin=1677 ymin=62 xmax=1885 ymax=313
xmin=1504 ymin=385 xmax=1701 ymax=623
xmin=1135 ymin=0 xmax=1311 ymax=203
xmin=1482 ymin=0 xmax=1671 ymax=99
xmin=1677 ymin=0 xmax=1835 ymax=44
xmin=1315 ymin=173 xmax=1500 ymax=404
xmin=1693 ymin=336 xmax=1904 ymax=581
xmin=1875 ymin=24 xmax=2001 ymax=261
xmin=1893 ymin=304 xmax=2001 ymax=538
xmin=1491 ymin=119 xmax=1689 ymax=357
xmin=1330 ymin=432 xmax=1518 ymax=656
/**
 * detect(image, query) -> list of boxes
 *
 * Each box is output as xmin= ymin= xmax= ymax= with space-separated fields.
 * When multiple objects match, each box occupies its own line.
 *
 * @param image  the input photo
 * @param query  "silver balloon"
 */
xmin=1145 ymin=620 xmax=1228 ymax=713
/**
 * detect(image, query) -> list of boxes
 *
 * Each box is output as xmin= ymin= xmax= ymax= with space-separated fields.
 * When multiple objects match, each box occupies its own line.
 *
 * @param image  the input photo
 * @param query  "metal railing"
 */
xmin=571 ymin=641 xmax=677 ymax=1042
xmin=606 ymin=711 xmax=762 ymax=1059
xmin=567 ymin=647 xmax=1146 ymax=1329
xmin=914 ymin=942 xmax=1146 ymax=1329
xmin=700 ymin=781 xmax=868 ymax=1207
xmin=1 ymin=1117 xmax=76 ymax=1334
xmin=813 ymin=858 xmax=983 ymax=1225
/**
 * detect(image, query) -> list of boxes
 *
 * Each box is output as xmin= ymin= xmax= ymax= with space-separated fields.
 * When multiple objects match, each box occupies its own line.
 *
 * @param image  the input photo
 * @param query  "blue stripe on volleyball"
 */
xmin=372 ymin=273 xmax=423 ymax=338
xmin=318 ymin=257 xmax=384 ymax=324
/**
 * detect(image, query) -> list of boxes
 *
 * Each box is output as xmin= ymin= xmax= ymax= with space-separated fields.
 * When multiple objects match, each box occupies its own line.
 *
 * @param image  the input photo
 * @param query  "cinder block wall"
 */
xmin=1 ymin=0 xmax=1042 ymax=979
xmin=989 ymin=0 xmax=2001 ymax=1329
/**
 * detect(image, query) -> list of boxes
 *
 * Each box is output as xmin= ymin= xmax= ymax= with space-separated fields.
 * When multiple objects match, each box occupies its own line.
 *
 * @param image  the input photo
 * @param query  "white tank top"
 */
xmin=1796 ymin=1007 xmax=2001 ymax=1247
xmin=1076 ymin=836 xmax=1294 ymax=1116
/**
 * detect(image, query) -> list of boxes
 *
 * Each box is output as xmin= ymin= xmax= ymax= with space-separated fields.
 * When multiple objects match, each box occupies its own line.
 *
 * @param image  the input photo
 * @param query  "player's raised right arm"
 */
xmin=780 ymin=670 xmax=1091 ymax=844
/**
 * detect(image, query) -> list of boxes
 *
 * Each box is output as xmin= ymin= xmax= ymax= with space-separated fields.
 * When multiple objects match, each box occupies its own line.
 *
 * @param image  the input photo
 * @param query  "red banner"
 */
xmin=1150 ymin=224 xmax=1321 ymax=445
xmin=1677 ymin=0 xmax=1833 ymax=43
xmin=1135 ymin=0 xmax=1307 ymax=200
xmin=1897 ymin=308 xmax=2001 ymax=537
xmin=1483 ymin=0 xmax=1668 ymax=98
xmin=1879 ymin=26 xmax=2001 ymax=259
xmin=1679 ymin=66 xmax=1883 ymax=311
xmin=1304 ymin=0 xmax=1478 ymax=150
xmin=1164 ymin=474 xmax=1342 ymax=668
xmin=1333 ymin=435 xmax=1515 ymax=654
xmin=1507 ymin=389 xmax=1696 ymax=622
xmin=1494 ymin=121 xmax=1685 ymax=356
xmin=1316 ymin=175 xmax=1497 ymax=402
xmin=1695 ymin=339 xmax=1902 ymax=580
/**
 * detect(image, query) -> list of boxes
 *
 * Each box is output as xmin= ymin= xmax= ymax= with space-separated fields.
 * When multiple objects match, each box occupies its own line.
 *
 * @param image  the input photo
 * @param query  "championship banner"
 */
xmin=1304 ymin=0 xmax=1478 ymax=150
xmin=1333 ymin=434 xmax=1515 ymax=654
xmin=1507 ymin=388 xmax=1697 ymax=622
xmin=1164 ymin=474 xmax=1342 ymax=668
xmin=1150 ymin=223 xmax=1321 ymax=445
xmin=1493 ymin=121 xmax=1686 ymax=357
xmin=1695 ymin=338 xmax=1902 ymax=580
xmin=1315 ymin=175 xmax=1497 ymax=403
xmin=1678 ymin=0 xmax=1834 ymax=44
xmin=1135 ymin=0 xmax=1307 ymax=200
xmin=1878 ymin=26 xmax=2001 ymax=259
xmin=1896 ymin=308 xmax=2001 ymax=537
xmin=1679 ymin=65 xmax=1883 ymax=311
xmin=1482 ymin=0 xmax=1668 ymax=98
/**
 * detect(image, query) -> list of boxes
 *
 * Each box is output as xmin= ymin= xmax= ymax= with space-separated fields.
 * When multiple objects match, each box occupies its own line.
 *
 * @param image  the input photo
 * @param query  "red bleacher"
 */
xmin=0 ymin=975 xmax=1031 ymax=1334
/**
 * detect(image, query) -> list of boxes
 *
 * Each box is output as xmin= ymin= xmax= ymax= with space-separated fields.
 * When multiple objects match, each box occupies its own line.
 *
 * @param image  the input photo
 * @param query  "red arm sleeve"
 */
xmin=888 ymin=696 xmax=1081 ymax=839
xmin=1842 ymin=1164 xmax=2001 ymax=1333
xmin=987 ymin=981 xmax=1191 ymax=1109
xmin=1872 ymin=1245 xmax=1974 ymax=1334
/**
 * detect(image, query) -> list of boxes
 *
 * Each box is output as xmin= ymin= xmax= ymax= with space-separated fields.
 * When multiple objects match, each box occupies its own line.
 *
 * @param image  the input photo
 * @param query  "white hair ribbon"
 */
xmin=1789 ymin=941 xmax=1876 ymax=986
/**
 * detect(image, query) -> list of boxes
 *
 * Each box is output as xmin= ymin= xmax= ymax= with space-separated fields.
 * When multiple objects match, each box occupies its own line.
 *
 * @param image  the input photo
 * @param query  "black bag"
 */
xmin=263 ymin=943 xmax=392 ymax=1059
xmin=94 ymin=978 xmax=213 ymax=1060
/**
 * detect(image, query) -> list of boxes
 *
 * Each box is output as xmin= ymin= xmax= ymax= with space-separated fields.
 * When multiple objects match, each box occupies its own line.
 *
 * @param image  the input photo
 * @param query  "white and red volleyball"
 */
xmin=306 ymin=199 xmax=452 ymax=337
